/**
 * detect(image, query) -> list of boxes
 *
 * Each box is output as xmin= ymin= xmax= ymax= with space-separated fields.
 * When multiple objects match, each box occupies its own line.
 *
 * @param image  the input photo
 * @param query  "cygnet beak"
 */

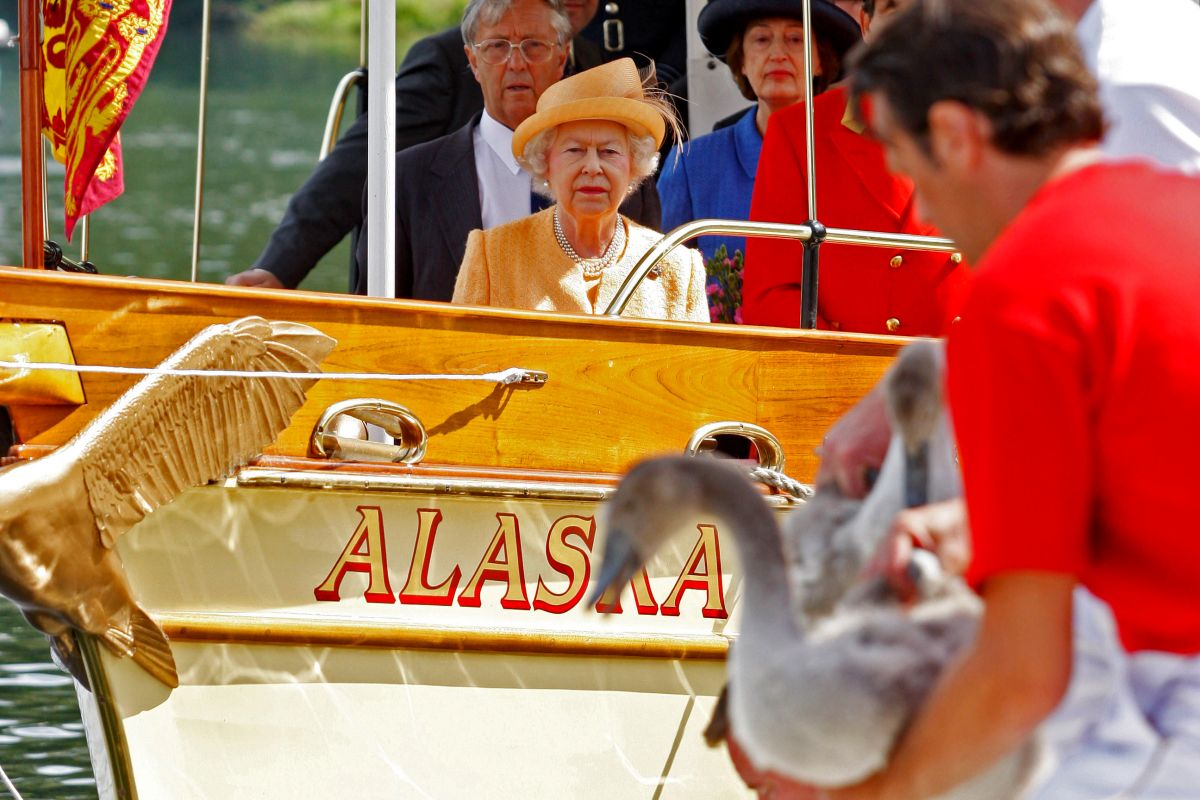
xmin=588 ymin=528 xmax=642 ymax=608
xmin=903 ymin=441 xmax=930 ymax=508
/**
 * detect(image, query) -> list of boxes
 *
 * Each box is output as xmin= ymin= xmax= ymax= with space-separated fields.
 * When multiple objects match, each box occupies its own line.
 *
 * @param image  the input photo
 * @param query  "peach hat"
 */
xmin=511 ymin=58 xmax=667 ymax=158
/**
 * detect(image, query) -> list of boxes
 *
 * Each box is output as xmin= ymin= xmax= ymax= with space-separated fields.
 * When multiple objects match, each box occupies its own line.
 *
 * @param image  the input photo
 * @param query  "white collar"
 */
xmin=479 ymin=111 xmax=522 ymax=175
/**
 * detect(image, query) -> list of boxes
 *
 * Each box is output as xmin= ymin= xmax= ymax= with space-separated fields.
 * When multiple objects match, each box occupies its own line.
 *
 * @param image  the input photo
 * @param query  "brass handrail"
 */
xmin=602 ymin=218 xmax=959 ymax=317
xmin=159 ymin=612 xmax=732 ymax=661
xmin=319 ymin=68 xmax=368 ymax=161
xmin=309 ymin=398 xmax=428 ymax=463
xmin=236 ymin=466 xmax=802 ymax=506
xmin=685 ymin=421 xmax=787 ymax=472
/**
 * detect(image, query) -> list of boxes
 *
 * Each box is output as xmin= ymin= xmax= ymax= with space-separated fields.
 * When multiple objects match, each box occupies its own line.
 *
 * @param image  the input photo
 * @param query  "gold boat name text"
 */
xmin=314 ymin=507 xmax=729 ymax=618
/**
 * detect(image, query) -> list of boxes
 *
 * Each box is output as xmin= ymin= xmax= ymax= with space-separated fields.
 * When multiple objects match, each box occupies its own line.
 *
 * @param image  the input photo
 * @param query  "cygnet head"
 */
xmin=886 ymin=341 xmax=946 ymax=508
xmin=886 ymin=341 xmax=945 ymax=455
xmin=588 ymin=456 xmax=739 ymax=607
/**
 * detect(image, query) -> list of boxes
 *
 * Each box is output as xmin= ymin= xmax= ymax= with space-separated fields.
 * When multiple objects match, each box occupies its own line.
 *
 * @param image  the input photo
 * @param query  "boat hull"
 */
xmin=0 ymin=267 xmax=906 ymax=797
xmin=79 ymin=467 xmax=769 ymax=798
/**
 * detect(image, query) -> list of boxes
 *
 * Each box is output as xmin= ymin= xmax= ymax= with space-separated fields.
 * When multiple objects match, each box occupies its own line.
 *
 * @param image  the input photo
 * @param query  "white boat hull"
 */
xmin=78 ymin=473 xmax=767 ymax=798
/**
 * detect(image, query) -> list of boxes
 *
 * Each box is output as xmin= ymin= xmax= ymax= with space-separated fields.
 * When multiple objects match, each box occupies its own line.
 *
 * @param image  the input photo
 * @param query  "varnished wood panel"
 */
xmin=0 ymin=268 xmax=901 ymax=480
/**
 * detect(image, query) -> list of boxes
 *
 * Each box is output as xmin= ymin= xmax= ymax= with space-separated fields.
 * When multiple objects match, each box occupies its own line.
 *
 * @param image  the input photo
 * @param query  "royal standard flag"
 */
xmin=42 ymin=0 xmax=172 ymax=240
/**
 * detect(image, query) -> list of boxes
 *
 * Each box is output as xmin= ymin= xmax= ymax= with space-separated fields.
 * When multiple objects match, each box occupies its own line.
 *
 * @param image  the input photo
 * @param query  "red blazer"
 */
xmin=743 ymin=87 xmax=970 ymax=336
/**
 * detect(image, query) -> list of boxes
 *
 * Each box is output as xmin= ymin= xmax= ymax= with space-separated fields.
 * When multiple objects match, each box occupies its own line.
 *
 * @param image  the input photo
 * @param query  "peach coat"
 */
xmin=452 ymin=207 xmax=708 ymax=323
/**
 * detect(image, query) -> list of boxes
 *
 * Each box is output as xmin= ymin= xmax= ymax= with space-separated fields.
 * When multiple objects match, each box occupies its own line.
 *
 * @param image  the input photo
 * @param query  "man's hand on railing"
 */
xmin=226 ymin=268 xmax=285 ymax=289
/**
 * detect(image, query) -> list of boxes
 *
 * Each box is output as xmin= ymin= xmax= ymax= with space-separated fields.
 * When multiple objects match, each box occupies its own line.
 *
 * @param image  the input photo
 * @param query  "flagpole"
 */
xmin=191 ymin=0 xmax=213 ymax=283
xmin=17 ymin=0 xmax=46 ymax=270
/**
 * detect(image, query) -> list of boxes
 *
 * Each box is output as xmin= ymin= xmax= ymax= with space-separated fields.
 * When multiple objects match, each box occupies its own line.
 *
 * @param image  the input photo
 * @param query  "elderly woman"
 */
xmin=656 ymin=0 xmax=861 ymax=263
xmin=451 ymin=59 xmax=707 ymax=322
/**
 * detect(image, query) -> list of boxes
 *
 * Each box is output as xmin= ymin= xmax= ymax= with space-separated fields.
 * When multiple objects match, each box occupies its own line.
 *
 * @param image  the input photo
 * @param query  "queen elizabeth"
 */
xmin=451 ymin=58 xmax=708 ymax=322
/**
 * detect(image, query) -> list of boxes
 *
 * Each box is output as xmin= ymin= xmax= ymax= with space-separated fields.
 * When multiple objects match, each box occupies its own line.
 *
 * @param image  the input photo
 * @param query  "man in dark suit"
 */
xmin=227 ymin=0 xmax=608 ymax=290
xmin=352 ymin=0 xmax=658 ymax=300
xmin=580 ymin=0 xmax=687 ymax=84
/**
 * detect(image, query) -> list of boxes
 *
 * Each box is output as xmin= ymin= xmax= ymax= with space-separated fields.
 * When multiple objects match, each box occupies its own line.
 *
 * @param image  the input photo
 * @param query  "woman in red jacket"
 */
xmin=742 ymin=0 xmax=970 ymax=336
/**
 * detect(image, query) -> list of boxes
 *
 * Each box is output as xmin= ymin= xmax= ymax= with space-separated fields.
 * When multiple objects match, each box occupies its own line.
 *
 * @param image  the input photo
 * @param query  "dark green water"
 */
xmin=0 ymin=12 xmax=363 ymax=292
xmin=0 ymin=602 xmax=93 ymax=799
xmin=0 ymin=10 xmax=376 ymax=797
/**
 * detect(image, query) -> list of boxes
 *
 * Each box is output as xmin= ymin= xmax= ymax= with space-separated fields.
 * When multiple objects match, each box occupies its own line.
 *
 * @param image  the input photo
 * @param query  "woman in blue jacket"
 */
xmin=657 ymin=0 xmax=860 ymax=263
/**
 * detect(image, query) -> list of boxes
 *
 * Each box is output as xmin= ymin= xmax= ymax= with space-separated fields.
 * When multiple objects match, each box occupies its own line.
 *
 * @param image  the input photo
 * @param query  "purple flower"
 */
xmin=734 ymin=308 xmax=744 ymax=325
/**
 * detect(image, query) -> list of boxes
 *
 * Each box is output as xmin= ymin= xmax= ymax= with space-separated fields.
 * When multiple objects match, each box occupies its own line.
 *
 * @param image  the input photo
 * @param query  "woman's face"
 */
xmin=740 ymin=17 xmax=819 ymax=108
xmin=546 ymin=120 xmax=633 ymax=221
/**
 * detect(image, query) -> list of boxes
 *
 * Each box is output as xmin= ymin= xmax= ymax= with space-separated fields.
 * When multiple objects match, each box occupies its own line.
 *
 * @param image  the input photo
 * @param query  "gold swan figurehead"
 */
xmin=0 ymin=316 xmax=336 ymax=689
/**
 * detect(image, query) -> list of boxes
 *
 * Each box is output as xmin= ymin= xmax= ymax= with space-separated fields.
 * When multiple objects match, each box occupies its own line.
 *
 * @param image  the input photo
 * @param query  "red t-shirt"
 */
xmin=950 ymin=162 xmax=1200 ymax=654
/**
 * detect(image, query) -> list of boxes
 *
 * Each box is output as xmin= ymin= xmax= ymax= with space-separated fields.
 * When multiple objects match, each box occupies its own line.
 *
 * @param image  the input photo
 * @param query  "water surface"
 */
xmin=0 ymin=15 xmax=362 ymax=292
xmin=0 ymin=13 xmax=370 ymax=796
xmin=0 ymin=602 xmax=95 ymax=799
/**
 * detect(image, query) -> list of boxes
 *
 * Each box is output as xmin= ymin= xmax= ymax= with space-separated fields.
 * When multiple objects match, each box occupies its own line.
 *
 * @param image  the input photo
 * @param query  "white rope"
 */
xmin=0 ymin=361 xmax=541 ymax=386
xmin=748 ymin=466 xmax=814 ymax=503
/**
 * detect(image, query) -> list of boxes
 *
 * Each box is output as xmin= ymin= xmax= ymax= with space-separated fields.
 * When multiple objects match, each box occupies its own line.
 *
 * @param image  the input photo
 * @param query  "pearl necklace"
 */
xmin=553 ymin=206 xmax=626 ymax=278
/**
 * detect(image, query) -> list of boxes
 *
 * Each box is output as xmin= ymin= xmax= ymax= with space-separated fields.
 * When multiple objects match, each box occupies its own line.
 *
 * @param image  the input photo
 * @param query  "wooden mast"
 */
xmin=18 ymin=0 xmax=46 ymax=270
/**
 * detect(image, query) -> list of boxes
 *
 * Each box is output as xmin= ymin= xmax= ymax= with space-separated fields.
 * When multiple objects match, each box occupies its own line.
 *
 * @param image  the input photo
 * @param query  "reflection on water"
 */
xmin=0 ymin=10 xmax=373 ymax=795
xmin=0 ymin=602 xmax=95 ymax=799
xmin=0 ymin=16 xmax=363 ymax=293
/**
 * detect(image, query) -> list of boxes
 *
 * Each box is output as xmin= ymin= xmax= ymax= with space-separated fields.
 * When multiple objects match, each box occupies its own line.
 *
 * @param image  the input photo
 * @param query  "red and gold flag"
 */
xmin=41 ymin=0 xmax=172 ymax=240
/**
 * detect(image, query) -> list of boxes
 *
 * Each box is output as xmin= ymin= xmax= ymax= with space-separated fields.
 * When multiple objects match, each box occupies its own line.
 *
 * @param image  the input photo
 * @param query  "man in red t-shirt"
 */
xmin=734 ymin=1 xmax=1200 ymax=798
xmin=742 ymin=0 xmax=970 ymax=336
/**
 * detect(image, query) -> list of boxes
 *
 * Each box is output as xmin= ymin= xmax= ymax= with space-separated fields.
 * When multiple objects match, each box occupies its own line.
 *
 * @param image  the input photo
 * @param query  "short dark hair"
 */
xmin=726 ymin=21 xmax=842 ymax=101
xmin=849 ymin=0 xmax=1104 ymax=156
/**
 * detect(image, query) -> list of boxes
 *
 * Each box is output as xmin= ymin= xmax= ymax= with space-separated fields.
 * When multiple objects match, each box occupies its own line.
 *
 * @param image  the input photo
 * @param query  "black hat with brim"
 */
xmin=698 ymin=0 xmax=863 ymax=62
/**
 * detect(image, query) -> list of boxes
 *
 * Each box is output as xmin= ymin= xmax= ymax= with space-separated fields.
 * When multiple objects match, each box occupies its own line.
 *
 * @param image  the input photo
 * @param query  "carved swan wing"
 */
xmin=71 ymin=316 xmax=336 ymax=548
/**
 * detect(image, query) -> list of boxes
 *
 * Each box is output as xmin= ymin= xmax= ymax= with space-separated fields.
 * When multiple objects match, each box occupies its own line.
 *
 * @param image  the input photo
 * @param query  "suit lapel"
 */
xmin=431 ymin=118 xmax=484 ymax=266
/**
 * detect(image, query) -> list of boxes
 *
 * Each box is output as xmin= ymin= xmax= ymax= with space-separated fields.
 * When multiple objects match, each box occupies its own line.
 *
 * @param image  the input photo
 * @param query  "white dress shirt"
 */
xmin=473 ymin=111 xmax=538 ymax=229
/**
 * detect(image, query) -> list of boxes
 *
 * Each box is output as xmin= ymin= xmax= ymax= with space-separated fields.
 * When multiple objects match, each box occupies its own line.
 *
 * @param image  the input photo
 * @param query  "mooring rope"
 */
xmin=748 ymin=466 xmax=814 ymax=502
xmin=0 ymin=361 xmax=543 ymax=386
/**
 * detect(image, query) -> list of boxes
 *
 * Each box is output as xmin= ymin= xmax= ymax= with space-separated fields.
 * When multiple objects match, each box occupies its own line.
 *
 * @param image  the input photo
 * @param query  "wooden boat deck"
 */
xmin=1 ymin=266 xmax=902 ymax=480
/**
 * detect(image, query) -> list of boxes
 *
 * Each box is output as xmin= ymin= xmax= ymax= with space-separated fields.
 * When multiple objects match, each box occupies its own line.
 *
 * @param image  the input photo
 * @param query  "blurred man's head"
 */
xmin=849 ymin=0 xmax=1104 ymax=259
xmin=463 ymin=0 xmax=572 ymax=129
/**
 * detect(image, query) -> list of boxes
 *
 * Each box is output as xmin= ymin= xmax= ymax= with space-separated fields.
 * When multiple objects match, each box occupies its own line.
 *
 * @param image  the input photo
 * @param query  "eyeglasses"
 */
xmin=472 ymin=38 xmax=559 ymax=65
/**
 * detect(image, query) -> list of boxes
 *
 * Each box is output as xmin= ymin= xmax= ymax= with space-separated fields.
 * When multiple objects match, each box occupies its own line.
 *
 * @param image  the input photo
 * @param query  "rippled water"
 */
xmin=0 ymin=12 xmax=363 ymax=292
xmin=0 ymin=602 xmax=95 ymax=799
xmin=0 ymin=8 xmax=374 ymax=796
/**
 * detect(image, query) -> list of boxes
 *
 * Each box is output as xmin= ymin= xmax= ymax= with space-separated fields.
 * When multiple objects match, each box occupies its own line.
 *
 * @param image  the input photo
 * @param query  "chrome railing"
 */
xmin=602 ymin=218 xmax=958 ymax=319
